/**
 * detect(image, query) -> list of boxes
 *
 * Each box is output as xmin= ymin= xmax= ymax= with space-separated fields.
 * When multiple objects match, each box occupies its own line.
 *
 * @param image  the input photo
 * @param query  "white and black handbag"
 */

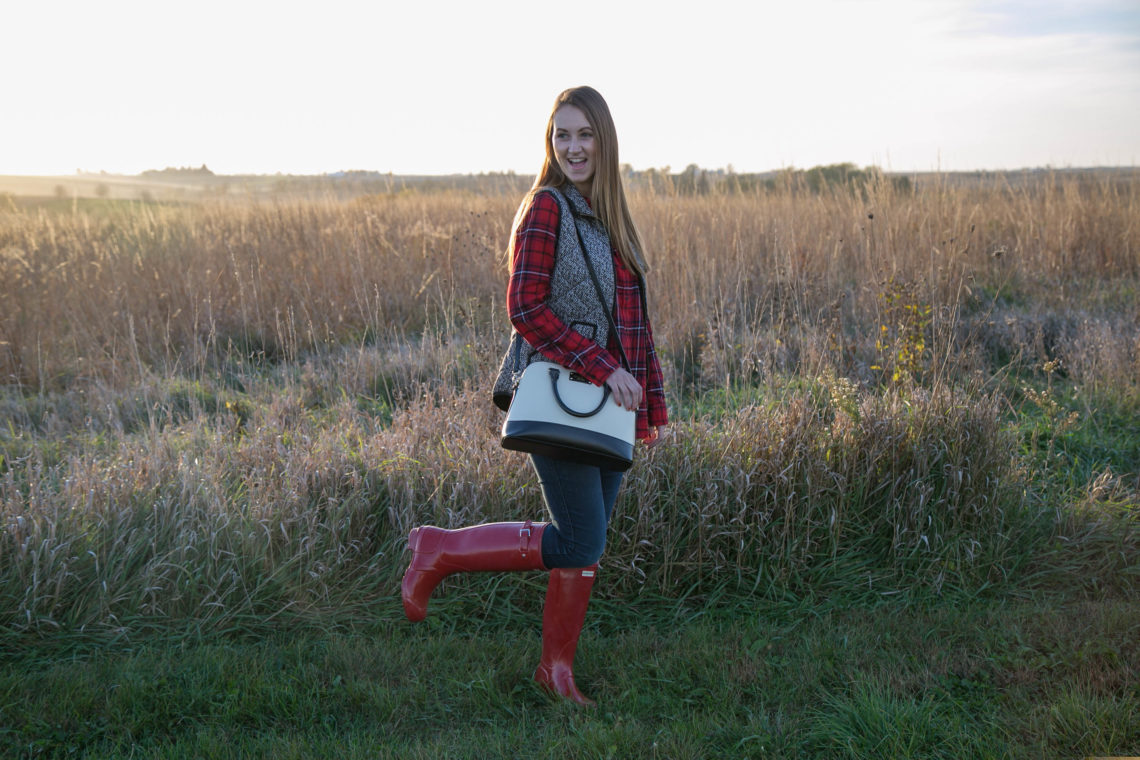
xmin=500 ymin=360 xmax=635 ymax=470
xmin=500 ymin=212 xmax=636 ymax=471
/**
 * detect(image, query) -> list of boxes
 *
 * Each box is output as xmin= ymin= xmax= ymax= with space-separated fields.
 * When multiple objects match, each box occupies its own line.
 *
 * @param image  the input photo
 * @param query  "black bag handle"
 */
xmin=547 ymin=366 xmax=610 ymax=417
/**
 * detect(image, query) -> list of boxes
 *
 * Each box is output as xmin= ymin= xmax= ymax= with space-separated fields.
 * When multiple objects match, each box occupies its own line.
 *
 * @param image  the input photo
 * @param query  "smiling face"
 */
xmin=551 ymin=104 xmax=596 ymax=197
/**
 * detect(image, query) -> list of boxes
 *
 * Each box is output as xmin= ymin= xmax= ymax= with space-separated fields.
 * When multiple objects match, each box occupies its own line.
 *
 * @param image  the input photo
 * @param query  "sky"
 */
xmin=2 ymin=0 xmax=1138 ymax=176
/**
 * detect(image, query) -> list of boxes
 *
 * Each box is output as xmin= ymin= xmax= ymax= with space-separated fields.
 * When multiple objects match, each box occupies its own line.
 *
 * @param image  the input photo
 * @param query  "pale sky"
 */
xmin=3 ymin=0 xmax=1138 ymax=176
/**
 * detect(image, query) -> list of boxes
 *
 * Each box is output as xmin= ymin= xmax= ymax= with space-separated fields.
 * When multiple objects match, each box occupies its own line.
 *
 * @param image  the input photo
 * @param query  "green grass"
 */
xmin=3 ymin=588 xmax=1137 ymax=759
xmin=1010 ymin=374 xmax=1140 ymax=512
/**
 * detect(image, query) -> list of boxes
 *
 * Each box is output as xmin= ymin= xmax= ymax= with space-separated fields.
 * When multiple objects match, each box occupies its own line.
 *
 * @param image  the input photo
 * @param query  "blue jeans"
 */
xmin=529 ymin=454 xmax=624 ymax=568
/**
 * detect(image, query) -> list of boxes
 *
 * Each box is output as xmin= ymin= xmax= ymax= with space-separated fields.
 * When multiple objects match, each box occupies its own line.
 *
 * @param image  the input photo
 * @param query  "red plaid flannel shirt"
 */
xmin=507 ymin=190 xmax=668 ymax=440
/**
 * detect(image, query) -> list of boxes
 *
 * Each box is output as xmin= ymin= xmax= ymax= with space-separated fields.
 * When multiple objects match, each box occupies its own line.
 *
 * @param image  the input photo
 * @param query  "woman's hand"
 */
xmin=605 ymin=368 xmax=643 ymax=411
xmin=643 ymin=426 xmax=662 ymax=448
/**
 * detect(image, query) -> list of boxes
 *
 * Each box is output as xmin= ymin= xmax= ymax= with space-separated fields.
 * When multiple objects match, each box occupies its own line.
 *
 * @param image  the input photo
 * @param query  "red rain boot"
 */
xmin=534 ymin=565 xmax=598 ymax=706
xmin=401 ymin=520 xmax=546 ymax=622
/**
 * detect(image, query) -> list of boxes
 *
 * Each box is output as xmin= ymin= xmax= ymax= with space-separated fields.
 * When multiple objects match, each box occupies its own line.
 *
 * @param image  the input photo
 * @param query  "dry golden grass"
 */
xmin=0 ymin=193 xmax=516 ymax=386
xmin=2 ymin=172 xmax=1136 ymax=392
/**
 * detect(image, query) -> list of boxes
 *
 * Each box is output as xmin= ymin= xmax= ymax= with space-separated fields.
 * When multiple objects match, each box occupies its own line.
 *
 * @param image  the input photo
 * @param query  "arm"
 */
xmin=644 ymin=322 xmax=668 ymax=429
xmin=642 ymin=292 xmax=668 ymax=444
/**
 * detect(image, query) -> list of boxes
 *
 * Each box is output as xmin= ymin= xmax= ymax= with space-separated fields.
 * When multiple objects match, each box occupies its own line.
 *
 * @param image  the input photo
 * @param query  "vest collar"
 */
xmin=560 ymin=183 xmax=596 ymax=219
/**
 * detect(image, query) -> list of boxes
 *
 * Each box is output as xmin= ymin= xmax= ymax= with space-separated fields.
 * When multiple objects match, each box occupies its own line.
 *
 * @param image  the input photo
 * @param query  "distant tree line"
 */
xmin=311 ymin=164 xmax=911 ymax=197
xmin=621 ymin=162 xmax=912 ymax=196
xmin=140 ymin=164 xmax=216 ymax=179
xmin=121 ymin=163 xmax=917 ymax=198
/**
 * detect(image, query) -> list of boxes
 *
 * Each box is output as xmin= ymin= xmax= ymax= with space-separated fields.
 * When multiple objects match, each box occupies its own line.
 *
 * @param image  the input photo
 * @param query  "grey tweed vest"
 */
xmin=492 ymin=184 xmax=616 ymax=411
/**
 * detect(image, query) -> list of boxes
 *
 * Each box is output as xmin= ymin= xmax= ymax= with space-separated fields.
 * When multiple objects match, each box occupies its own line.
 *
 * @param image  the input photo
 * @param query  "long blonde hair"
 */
xmin=508 ymin=86 xmax=648 ymax=277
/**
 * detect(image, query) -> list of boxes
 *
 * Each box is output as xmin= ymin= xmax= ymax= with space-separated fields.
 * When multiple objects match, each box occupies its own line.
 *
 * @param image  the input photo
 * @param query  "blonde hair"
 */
xmin=508 ymin=86 xmax=648 ymax=277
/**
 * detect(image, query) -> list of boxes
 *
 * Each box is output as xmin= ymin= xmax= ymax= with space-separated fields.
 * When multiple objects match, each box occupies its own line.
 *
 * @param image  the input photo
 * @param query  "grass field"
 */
xmin=4 ymin=592 xmax=1138 ymax=758
xmin=1 ymin=169 xmax=1138 ymax=757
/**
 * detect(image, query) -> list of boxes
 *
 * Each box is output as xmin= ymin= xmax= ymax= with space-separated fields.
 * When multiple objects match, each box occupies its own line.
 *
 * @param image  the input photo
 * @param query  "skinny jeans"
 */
xmin=530 ymin=453 xmax=624 ymax=568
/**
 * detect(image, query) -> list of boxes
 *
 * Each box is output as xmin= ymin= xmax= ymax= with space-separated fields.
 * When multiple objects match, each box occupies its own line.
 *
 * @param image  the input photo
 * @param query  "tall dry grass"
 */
xmin=0 ymin=193 xmax=516 ymax=387
xmin=2 ymin=171 xmax=1137 ymax=391
xmin=1 ymin=171 xmax=1138 ymax=641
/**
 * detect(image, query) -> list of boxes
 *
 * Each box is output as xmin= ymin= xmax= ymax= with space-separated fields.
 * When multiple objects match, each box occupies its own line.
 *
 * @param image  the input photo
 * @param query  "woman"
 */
xmin=401 ymin=86 xmax=667 ymax=706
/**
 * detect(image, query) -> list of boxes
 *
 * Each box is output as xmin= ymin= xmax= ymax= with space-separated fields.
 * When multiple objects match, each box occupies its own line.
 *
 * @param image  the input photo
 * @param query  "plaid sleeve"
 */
xmin=507 ymin=191 xmax=619 ymax=386
xmin=612 ymin=258 xmax=668 ymax=439
xmin=644 ymin=313 xmax=669 ymax=429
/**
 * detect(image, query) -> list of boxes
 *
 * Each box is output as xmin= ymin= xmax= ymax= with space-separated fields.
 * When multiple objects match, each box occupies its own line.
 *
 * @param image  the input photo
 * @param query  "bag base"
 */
xmin=501 ymin=419 xmax=634 ymax=471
